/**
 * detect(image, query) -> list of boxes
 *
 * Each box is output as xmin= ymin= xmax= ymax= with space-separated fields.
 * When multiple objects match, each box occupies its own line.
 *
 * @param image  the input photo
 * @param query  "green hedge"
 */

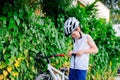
xmin=0 ymin=3 xmax=70 ymax=79
xmin=0 ymin=1 xmax=120 ymax=80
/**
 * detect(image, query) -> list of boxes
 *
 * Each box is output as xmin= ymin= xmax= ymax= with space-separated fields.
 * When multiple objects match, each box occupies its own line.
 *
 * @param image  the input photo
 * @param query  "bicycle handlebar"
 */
xmin=36 ymin=53 xmax=65 ymax=63
xmin=36 ymin=53 xmax=75 ymax=59
xmin=71 ymin=53 xmax=76 ymax=58
xmin=56 ymin=54 xmax=65 ymax=57
xmin=47 ymin=54 xmax=65 ymax=58
xmin=36 ymin=53 xmax=76 ymax=64
xmin=71 ymin=53 xmax=76 ymax=56
xmin=36 ymin=53 xmax=65 ymax=59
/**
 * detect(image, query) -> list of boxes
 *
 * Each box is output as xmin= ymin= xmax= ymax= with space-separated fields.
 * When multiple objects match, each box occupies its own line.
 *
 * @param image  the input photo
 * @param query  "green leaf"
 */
xmin=9 ymin=56 xmax=16 ymax=65
xmin=14 ymin=14 xmax=20 ymax=26
xmin=0 ymin=16 xmax=6 ymax=21
xmin=4 ymin=53 xmax=11 ymax=60
xmin=8 ymin=11 xmax=13 ymax=17
xmin=8 ymin=18 xmax=16 ymax=29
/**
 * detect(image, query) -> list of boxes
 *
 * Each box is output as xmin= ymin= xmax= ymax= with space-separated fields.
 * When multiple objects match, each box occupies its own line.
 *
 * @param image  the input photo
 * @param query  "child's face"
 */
xmin=71 ymin=31 xmax=80 ymax=39
xmin=71 ymin=27 xmax=81 ymax=39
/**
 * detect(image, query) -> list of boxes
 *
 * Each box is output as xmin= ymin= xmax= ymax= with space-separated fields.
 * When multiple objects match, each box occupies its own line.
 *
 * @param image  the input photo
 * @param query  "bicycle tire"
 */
xmin=35 ymin=73 xmax=52 ymax=80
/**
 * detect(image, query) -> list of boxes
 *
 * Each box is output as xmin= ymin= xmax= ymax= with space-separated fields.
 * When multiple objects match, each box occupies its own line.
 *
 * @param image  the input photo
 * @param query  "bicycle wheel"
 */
xmin=35 ymin=73 xmax=52 ymax=80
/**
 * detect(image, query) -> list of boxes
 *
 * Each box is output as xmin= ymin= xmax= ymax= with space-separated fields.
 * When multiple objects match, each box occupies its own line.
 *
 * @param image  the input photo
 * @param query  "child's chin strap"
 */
xmin=79 ymin=32 xmax=82 ymax=39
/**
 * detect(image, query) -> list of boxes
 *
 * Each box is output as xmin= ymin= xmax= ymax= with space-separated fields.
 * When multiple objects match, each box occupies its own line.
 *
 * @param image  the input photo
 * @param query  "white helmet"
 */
xmin=64 ymin=17 xmax=79 ymax=36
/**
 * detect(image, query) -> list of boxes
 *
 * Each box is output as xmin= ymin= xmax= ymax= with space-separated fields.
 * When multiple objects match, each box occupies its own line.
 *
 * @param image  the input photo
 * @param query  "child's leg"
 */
xmin=76 ymin=69 xmax=87 ymax=80
xmin=68 ymin=68 xmax=77 ymax=80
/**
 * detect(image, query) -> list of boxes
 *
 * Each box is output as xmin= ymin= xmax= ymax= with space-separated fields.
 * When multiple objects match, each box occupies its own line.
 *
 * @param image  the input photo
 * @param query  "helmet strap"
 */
xmin=79 ymin=32 xmax=82 ymax=39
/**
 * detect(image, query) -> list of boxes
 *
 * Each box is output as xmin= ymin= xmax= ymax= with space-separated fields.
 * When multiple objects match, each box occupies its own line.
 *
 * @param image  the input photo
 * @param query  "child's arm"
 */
xmin=76 ymin=35 xmax=98 ymax=56
xmin=84 ymin=34 xmax=98 ymax=54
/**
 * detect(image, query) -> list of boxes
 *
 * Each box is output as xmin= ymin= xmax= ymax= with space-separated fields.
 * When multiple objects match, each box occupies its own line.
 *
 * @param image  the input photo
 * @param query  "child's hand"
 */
xmin=76 ymin=50 xmax=84 ymax=56
xmin=68 ymin=51 xmax=73 ymax=57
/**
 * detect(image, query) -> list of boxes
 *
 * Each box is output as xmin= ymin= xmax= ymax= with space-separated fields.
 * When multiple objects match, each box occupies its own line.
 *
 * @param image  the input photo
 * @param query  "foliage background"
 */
xmin=0 ymin=0 xmax=120 ymax=80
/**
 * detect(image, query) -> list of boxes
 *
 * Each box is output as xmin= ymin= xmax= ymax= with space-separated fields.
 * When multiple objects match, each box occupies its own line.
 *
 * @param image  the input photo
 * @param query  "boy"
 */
xmin=64 ymin=17 xmax=98 ymax=80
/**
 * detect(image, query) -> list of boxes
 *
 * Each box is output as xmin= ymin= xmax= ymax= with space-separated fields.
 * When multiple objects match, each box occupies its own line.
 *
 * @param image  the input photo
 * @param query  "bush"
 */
xmin=0 ymin=1 xmax=120 ymax=80
xmin=0 ymin=2 xmax=69 ymax=79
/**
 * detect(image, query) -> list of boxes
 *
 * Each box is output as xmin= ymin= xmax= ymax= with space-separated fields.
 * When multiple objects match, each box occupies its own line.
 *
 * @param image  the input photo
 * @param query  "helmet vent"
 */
xmin=73 ymin=23 xmax=75 ymax=29
xmin=70 ymin=21 xmax=72 ymax=25
xmin=66 ymin=27 xmax=69 ymax=34
xmin=69 ymin=27 xmax=72 ymax=32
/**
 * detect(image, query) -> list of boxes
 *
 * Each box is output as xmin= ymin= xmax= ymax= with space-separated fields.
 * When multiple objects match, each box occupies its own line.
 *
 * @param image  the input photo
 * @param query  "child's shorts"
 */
xmin=68 ymin=68 xmax=87 ymax=80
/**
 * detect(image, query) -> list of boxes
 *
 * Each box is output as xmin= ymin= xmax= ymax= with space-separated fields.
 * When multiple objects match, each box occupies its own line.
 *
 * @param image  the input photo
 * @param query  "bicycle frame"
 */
xmin=35 ymin=53 xmax=68 ymax=80
xmin=48 ymin=64 xmax=68 ymax=80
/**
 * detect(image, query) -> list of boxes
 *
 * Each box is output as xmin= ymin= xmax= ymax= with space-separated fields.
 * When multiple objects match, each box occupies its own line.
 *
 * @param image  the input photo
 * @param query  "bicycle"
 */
xmin=35 ymin=53 xmax=69 ymax=80
xmin=116 ymin=68 xmax=120 ymax=80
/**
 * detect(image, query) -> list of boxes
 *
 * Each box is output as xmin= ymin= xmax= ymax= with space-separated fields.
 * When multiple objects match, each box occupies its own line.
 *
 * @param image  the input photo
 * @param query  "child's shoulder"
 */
xmin=84 ymin=34 xmax=90 ymax=37
xmin=84 ymin=34 xmax=92 ymax=39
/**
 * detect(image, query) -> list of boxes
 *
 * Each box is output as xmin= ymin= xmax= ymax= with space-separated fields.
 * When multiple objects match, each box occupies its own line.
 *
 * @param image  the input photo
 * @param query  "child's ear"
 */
xmin=77 ymin=27 xmax=81 ymax=32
